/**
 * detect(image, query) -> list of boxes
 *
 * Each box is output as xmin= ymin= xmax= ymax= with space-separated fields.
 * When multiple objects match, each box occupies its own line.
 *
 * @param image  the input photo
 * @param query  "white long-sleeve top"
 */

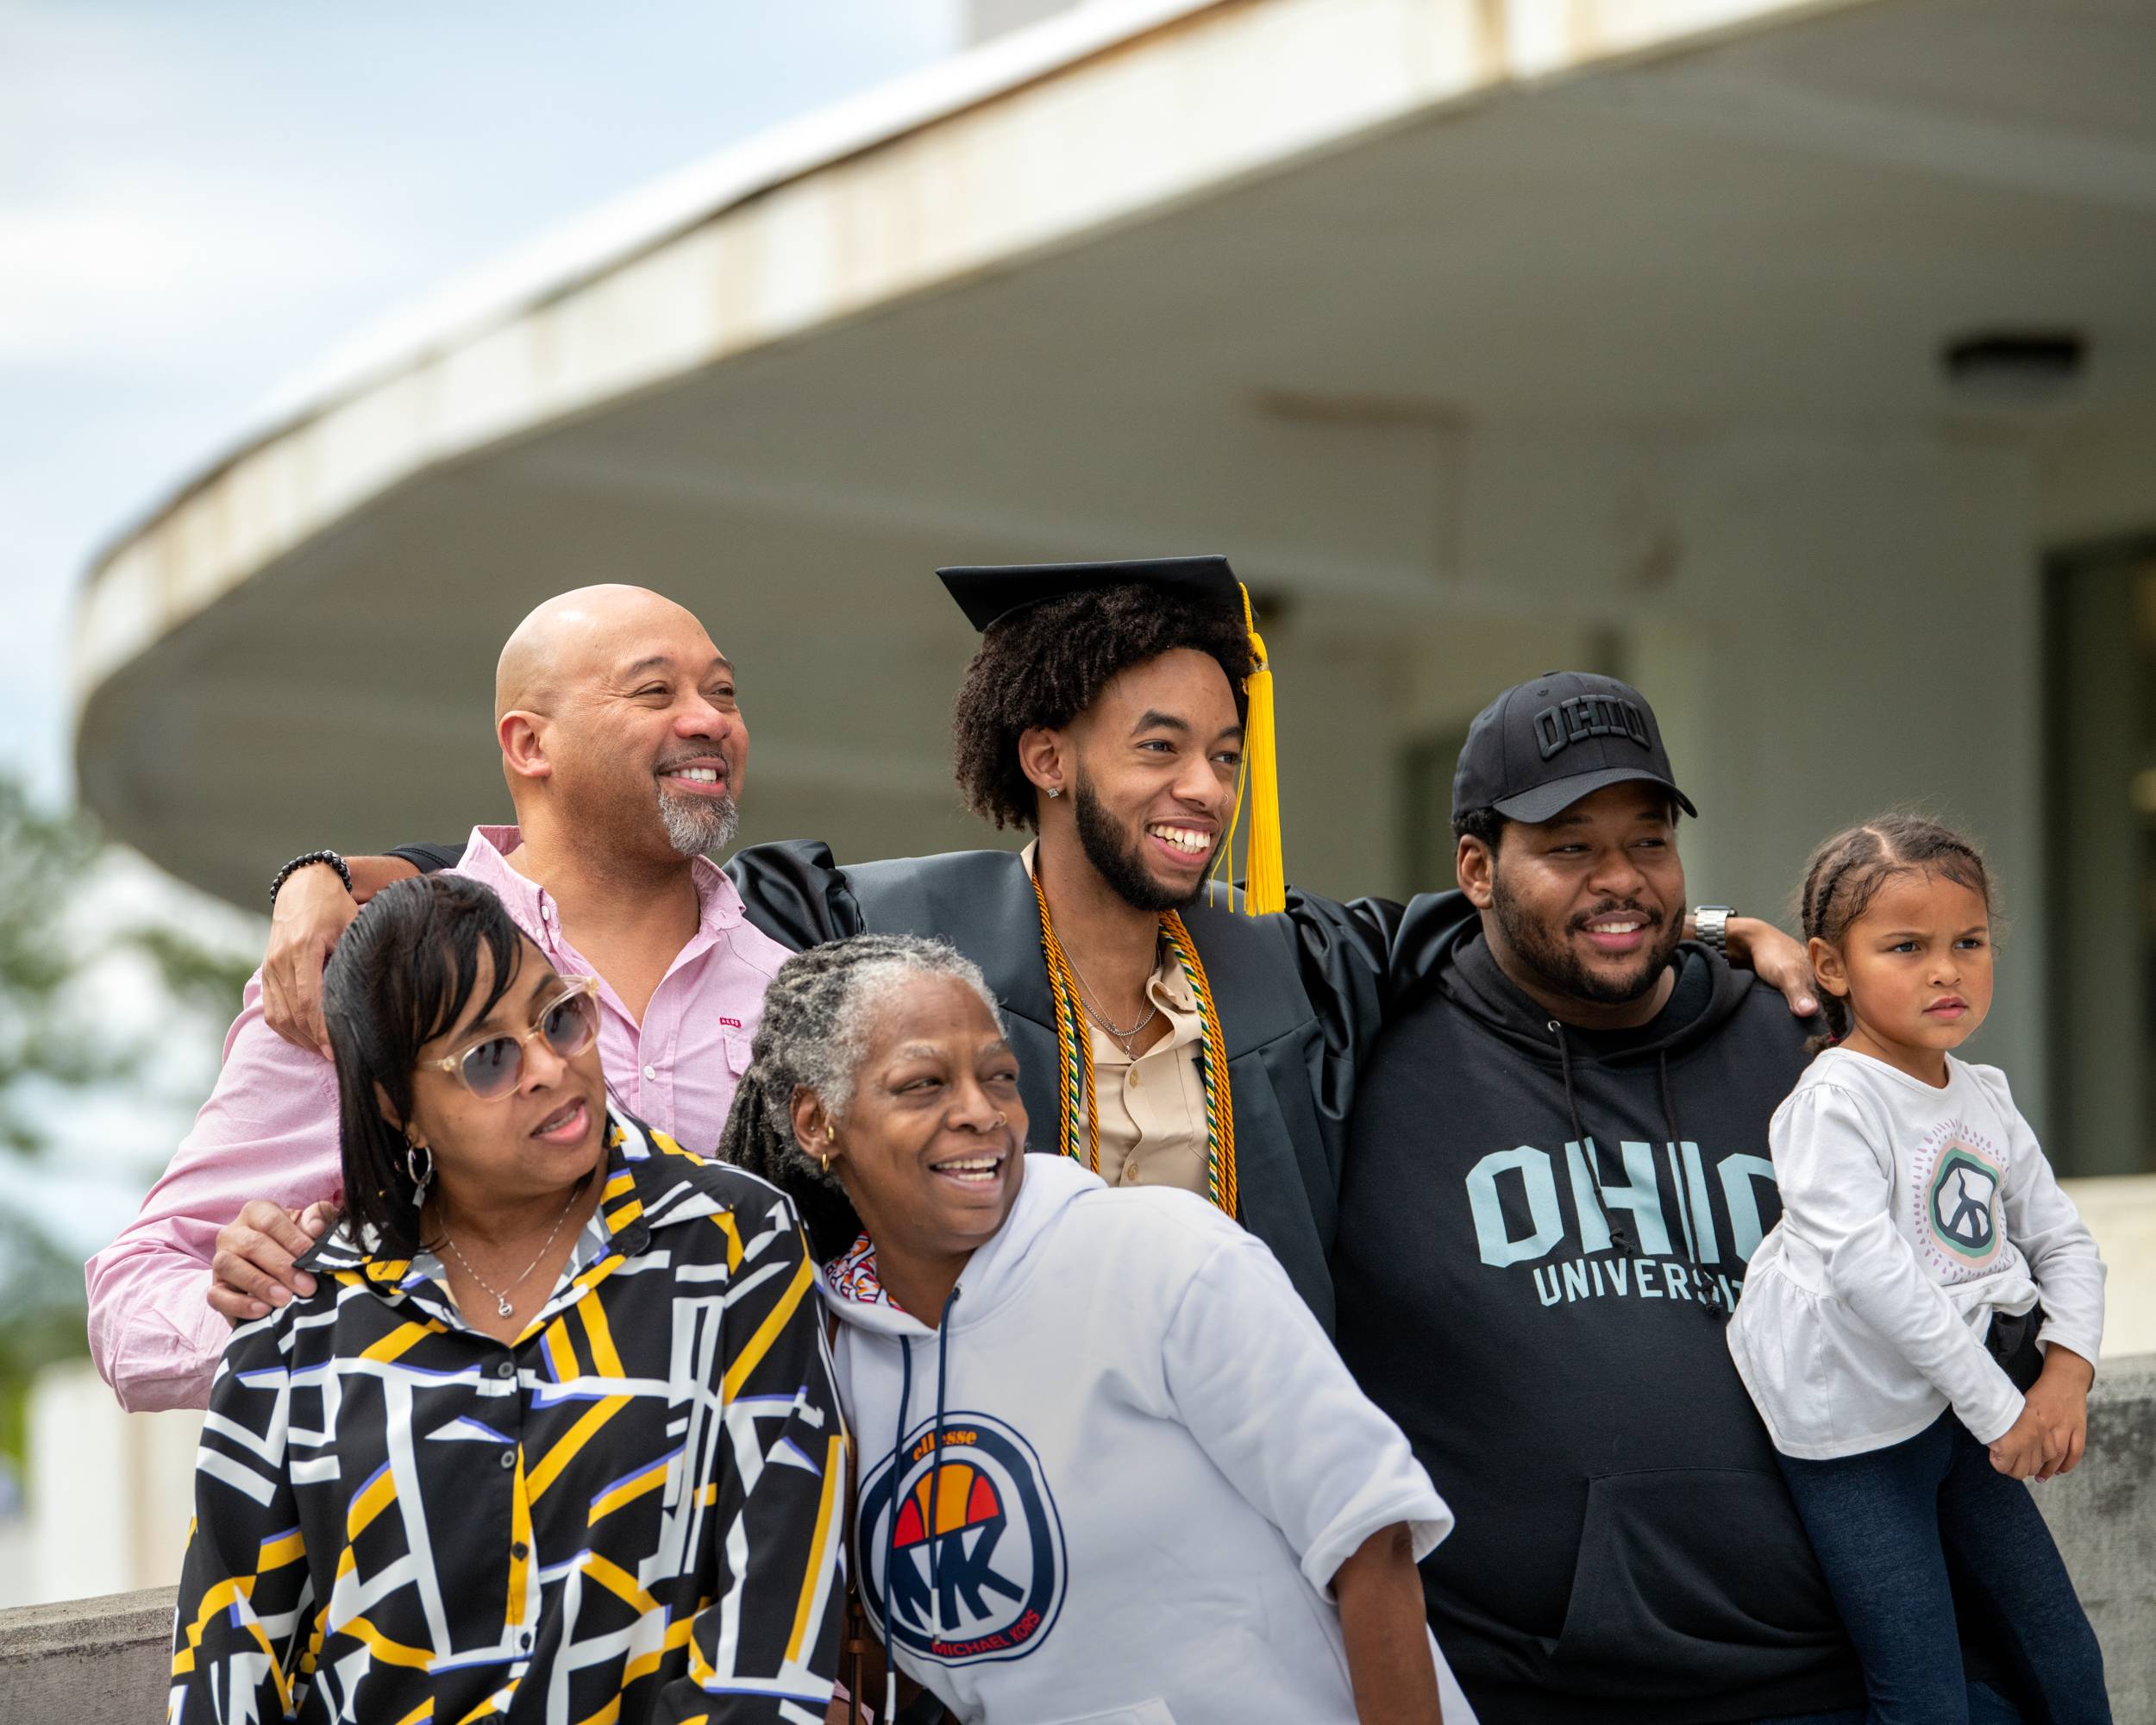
xmin=1727 ymin=1048 xmax=2105 ymax=1460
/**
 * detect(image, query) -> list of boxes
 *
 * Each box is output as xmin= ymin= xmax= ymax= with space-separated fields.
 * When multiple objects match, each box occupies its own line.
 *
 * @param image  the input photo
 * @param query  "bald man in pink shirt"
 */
xmin=86 ymin=586 xmax=789 ymax=1411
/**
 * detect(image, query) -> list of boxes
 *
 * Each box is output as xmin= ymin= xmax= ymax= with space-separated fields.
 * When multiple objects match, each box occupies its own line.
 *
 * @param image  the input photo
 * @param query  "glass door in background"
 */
xmin=2046 ymin=538 xmax=2156 ymax=1177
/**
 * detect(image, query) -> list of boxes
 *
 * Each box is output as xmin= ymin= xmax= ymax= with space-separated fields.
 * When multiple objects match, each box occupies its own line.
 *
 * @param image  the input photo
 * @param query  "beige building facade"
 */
xmin=71 ymin=0 xmax=2156 ymax=1186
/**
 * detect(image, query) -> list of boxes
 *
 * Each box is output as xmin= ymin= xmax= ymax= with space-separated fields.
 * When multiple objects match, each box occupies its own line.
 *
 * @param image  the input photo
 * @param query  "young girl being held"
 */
xmin=1727 ymin=815 xmax=2109 ymax=1725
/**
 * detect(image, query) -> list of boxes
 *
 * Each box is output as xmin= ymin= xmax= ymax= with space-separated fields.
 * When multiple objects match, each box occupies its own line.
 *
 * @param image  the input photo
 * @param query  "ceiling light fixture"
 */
xmin=1940 ymin=330 xmax=2087 ymax=405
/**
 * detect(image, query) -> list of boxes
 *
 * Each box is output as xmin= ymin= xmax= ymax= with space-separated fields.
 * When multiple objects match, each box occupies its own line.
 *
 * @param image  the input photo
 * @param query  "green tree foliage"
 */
xmin=0 ymin=774 xmax=257 ymax=1456
xmin=0 ymin=776 xmax=109 ymax=1462
xmin=127 ymin=925 xmax=260 ymax=1027
xmin=0 ymin=777 xmax=107 ymax=1156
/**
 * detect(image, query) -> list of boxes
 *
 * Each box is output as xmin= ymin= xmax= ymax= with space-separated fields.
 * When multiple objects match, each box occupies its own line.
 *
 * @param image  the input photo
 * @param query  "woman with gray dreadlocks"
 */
xmin=718 ymin=933 xmax=1476 ymax=1725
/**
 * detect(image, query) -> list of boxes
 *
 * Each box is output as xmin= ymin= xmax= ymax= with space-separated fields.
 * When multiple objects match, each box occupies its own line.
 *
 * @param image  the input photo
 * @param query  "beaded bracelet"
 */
xmin=269 ymin=849 xmax=354 ymax=908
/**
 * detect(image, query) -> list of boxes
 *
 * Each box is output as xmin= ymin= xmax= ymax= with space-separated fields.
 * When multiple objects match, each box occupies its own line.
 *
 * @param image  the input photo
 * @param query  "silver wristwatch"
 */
xmin=1694 ymin=905 xmax=1733 ymax=957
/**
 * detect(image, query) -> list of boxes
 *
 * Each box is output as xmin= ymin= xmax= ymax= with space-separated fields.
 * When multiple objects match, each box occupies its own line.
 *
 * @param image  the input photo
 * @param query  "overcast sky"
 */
xmin=0 ymin=0 xmax=959 ymax=805
xmin=0 ymin=0 xmax=960 ymax=1247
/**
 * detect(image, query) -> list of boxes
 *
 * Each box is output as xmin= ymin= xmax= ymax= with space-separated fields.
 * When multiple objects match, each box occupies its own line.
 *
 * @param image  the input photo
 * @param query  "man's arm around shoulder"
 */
xmin=85 ymin=971 xmax=344 ymax=1411
xmin=264 ymin=851 xmax=429 ymax=1054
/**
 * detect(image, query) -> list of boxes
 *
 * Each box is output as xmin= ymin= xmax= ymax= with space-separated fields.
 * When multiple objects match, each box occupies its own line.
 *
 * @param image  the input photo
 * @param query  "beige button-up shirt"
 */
xmin=1023 ymin=844 xmax=1211 ymax=1197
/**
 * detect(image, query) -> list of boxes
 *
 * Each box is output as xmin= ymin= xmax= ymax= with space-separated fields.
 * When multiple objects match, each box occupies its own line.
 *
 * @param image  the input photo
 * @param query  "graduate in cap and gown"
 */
xmin=720 ymin=557 xmax=1456 ymax=1327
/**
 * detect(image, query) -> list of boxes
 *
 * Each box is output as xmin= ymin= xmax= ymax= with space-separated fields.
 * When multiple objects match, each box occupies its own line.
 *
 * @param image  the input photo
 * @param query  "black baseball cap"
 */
xmin=1452 ymin=671 xmax=1697 ymax=826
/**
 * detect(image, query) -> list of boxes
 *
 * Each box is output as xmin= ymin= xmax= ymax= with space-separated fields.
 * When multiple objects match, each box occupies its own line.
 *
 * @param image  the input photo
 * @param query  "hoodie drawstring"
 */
xmin=1550 ymin=1020 xmax=1724 ymax=1314
xmin=1551 ymin=1019 xmax=1588 ymax=1147
xmin=1655 ymin=1049 xmax=1682 ymax=1152
xmin=1655 ymin=1051 xmax=1723 ymax=1314
xmin=1551 ymin=1022 xmax=1630 ymax=1253
xmin=924 ymin=1286 xmax=960 ymax=1647
xmin=882 ymin=1284 xmax=964 ymax=1724
xmin=885 ymin=1337 xmax=912 ymax=1725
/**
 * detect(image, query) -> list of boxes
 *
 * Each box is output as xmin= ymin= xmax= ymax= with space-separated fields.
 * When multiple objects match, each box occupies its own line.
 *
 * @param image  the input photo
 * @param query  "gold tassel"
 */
xmin=1237 ymin=584 xmax=1286 ymax=915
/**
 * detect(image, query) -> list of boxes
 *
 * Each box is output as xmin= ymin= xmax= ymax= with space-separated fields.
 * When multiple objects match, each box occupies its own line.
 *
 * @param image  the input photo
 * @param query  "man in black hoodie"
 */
xmin=1331 ymin=673 xmax=2022 ymax=1724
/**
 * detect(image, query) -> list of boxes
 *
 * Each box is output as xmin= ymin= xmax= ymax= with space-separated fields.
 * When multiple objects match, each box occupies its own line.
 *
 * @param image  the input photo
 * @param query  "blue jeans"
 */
xmin=1756 ymin=1680 xmax=2021 ymax=1725
xmin=1771 ymin=1410 xmax=2109 ymax=1725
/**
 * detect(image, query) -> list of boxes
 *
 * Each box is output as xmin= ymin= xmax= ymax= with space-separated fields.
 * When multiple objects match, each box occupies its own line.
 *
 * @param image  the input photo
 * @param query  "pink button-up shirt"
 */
xmin=85 ymin=826 xmax=791 ymax=1412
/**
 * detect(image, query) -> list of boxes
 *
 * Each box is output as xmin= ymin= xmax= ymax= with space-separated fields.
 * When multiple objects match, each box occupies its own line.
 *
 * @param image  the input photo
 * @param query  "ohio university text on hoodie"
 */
xmin=1332 ymin=928 xmax=1868 ymax=1723
xmin=820 ymin=1153 xmax=1478 ymax=1725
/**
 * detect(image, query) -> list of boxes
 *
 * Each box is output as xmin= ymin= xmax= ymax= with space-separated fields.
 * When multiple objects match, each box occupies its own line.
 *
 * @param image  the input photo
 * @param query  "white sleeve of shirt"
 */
xmin=1159 ymin=1227 xmax=1452 ymax=1598
xmin=1970 ymin=1065 xmax=2107 ymax=1368
xmin=1774 ymin=1081 xmax=2024 ymax=1446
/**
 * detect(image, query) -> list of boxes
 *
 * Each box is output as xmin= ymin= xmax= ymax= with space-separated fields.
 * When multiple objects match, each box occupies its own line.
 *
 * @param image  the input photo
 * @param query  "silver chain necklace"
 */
xmin=1063 ymin=950 xmax=1161 ymax=1055
xmin=438 ymin=1180 xmax=586 ymax=1319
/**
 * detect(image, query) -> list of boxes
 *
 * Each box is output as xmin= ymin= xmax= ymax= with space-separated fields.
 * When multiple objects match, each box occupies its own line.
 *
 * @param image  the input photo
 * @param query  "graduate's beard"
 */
xmin=1074 ymin=773 xmax=1200 ymax=914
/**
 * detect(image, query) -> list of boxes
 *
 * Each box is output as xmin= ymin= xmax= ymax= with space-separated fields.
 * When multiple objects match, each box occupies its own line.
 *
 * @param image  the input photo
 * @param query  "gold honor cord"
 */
xmin=1028 ymin=870 xmax=1240 ymax=1216
xmin=1031 ymin=867 xmax=1100 ymax=1173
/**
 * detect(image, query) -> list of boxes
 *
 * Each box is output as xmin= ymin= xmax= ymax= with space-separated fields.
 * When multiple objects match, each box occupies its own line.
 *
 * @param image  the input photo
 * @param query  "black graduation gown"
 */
xmin=390 ymin=837 xmax=1475 ymax=1329
xmin=727 ymin=842 xmax=1487 ymax=1330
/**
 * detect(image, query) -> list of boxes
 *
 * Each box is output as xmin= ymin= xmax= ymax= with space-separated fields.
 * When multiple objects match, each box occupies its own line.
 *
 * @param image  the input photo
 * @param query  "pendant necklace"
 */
xmin=1063 ymin=949 xmax=1159 ymax=1057
xmin=440 ymin=1178 xmax=586 ymax=1319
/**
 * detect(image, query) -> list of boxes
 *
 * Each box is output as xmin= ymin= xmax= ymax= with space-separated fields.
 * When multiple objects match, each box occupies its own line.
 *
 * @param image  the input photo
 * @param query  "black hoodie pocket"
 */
xmin=1551 ymin=1467 xmax=1843 ymax=1698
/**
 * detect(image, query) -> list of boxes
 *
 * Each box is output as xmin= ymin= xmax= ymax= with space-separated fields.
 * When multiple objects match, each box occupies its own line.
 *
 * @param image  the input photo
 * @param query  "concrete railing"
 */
xmin=2042 ymin=1351 xmax=2156 ymax=1722
xmin=5 ymin=1357 xmax=2153 ymax=1722
xmin=0 ymin=1585 xmax=172 ymax=1724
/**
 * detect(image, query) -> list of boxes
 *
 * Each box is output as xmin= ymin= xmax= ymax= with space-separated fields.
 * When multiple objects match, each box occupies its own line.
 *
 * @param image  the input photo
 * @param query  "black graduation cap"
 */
xmin=936 ymin=555 xmax=1241 ymax=634
xmin=933 ymin=555 xmax=1285 ymax=914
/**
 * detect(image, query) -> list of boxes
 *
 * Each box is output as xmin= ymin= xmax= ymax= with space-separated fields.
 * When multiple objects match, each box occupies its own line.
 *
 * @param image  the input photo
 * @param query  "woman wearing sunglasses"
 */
xmin=168 ymin=873 xmax=847 ymax=1724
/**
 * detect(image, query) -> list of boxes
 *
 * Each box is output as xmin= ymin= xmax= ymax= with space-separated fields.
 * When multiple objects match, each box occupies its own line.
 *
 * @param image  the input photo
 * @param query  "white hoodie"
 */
xmin=820 ymin=1153 xmax=1476 ymax=1725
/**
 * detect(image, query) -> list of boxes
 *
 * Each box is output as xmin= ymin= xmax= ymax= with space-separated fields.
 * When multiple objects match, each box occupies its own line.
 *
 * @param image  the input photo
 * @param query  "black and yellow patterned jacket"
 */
xmin=168 ymin=1113 xmax=846 ymax=1724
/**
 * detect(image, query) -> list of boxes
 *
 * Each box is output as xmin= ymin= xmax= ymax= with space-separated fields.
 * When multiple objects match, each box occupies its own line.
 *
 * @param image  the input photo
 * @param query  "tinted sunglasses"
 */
xmin=421 ymin=977 xmax=601 ymax=1100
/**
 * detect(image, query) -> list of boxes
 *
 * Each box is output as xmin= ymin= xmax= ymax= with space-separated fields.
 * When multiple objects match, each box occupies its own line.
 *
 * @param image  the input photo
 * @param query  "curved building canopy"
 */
xmin=74 ymin=0 xmax=2156 ymax=912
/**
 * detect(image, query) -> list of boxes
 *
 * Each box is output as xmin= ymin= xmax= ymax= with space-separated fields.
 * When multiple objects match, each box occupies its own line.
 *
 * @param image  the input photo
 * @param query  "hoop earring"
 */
xmin=818 ymin=1150 xmax=830 ymax=1176
xmin=405 ymin=1141 xmax=434 ymax=1205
